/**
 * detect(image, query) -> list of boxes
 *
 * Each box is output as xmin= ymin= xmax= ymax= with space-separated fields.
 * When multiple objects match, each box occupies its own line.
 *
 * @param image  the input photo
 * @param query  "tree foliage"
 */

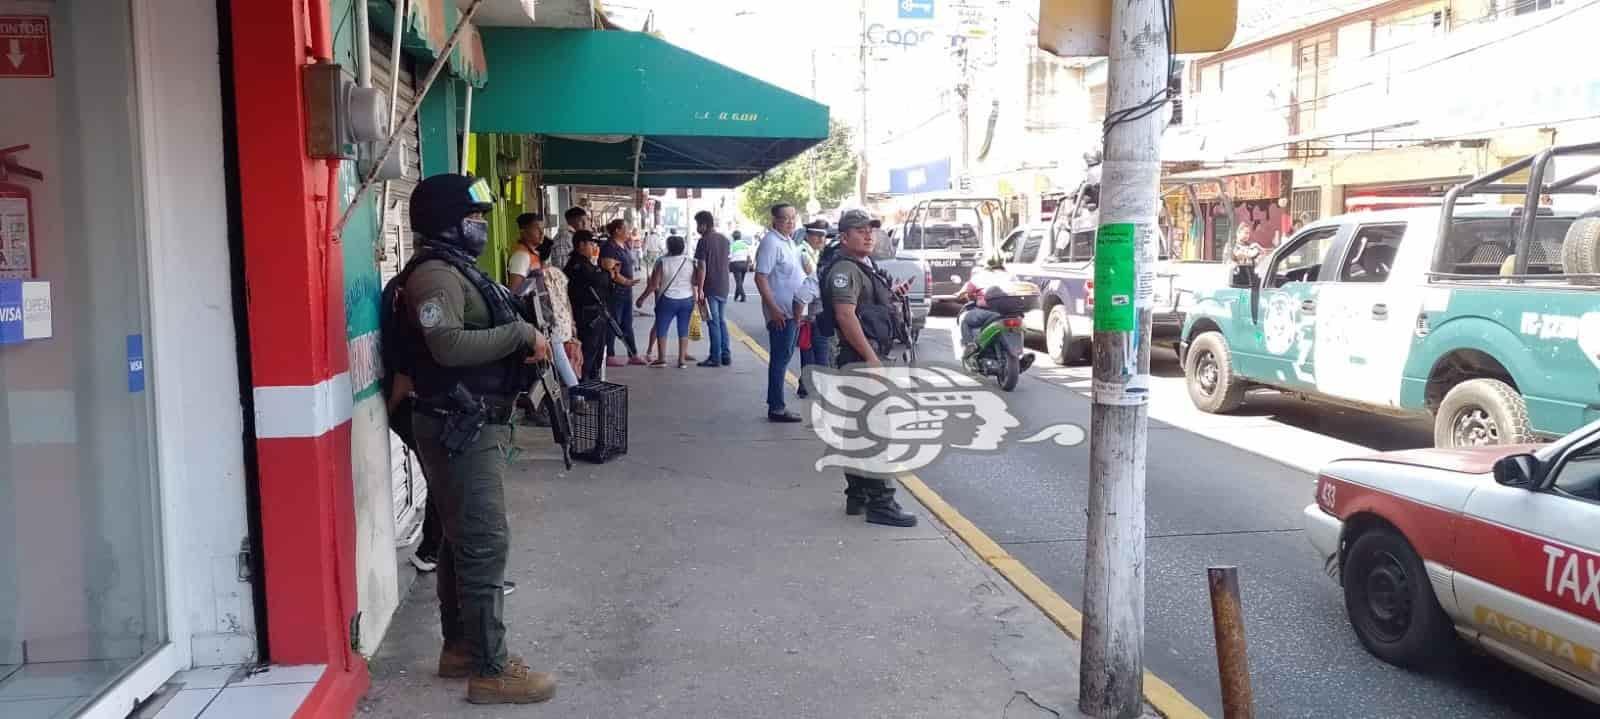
xmin=739 ymin=120 xmax=858 ymax=222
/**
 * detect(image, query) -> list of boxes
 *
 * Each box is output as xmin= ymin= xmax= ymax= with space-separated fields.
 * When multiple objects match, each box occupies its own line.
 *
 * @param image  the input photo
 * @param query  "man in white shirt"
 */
xmin=505 ymin=212 xmax=545 ymax=294
xmin=754 ymin=203 xmax=807 ymax=422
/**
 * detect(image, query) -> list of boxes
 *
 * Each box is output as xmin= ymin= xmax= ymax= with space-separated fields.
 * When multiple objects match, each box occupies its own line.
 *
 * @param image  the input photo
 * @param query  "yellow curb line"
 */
xmin=726 ymin=320 xmax=1210 ymax=719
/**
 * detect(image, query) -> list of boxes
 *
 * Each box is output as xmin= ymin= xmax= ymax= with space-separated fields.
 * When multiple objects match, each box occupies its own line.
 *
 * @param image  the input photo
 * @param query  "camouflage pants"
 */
xmin=410 ymin=412 xmax=513 ymax=676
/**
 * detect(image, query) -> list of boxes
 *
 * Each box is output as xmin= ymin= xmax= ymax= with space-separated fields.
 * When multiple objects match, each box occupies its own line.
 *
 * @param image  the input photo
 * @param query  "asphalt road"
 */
xmin=711 ymin=297 xmax=1592 ymax=718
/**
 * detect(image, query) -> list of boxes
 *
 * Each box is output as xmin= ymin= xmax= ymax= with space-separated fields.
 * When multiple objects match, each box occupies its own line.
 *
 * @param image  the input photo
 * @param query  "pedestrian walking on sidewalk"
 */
xmin=390 ymin=173 xmax=558 ymax=704
xmin=636 ymin=235 xmax=699 ymax=368
xmin=729 ymin=230 xmax=752 ymax=302
xmin=692 ymin=210 xmax=732 ymax=367
xmin=755 ymin=203 xmax=807 ymax=422
xmin=601 ymin=218 xmax=646 ymax=367
xmin=795 ymin=220 xmax=831 ymax=397
xmin=821 ymin=209 xmax=917 ymax=527
xmin=566 ymin=232 xmax=612 ymax=381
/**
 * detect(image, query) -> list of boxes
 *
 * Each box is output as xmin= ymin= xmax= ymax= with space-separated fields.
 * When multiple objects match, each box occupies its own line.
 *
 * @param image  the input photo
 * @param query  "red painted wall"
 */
xmin=226 ymin=0 xmax=366 ymax=715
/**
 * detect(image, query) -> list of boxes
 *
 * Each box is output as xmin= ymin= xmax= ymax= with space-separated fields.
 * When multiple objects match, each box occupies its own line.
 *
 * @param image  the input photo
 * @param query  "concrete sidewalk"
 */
xmin=359 ymin=334 xmax=1156 ymax=718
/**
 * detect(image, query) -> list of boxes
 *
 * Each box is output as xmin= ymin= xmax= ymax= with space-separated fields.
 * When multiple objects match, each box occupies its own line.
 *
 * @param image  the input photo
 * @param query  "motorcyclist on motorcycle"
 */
xmin=958 ymin=284 xmax=1006 ymax=356
xmin=953 ymin=274 xmax=1038 ymax=390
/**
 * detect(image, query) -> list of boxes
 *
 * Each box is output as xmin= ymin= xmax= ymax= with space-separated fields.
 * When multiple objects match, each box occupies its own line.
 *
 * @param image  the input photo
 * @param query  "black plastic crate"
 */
xmin=570 ymin=380 xmax=628 ymax=463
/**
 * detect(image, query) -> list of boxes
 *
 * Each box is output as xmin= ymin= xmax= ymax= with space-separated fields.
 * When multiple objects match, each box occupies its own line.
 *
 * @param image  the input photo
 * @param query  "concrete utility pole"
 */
xmin=857 ymin=0 xmax=870 ymax=203
xmin=808 ymin=48 xmax=821 ymax=215
xmin=957 ymin=46 xmax=970 ymax=185
xmin=1080 ymin=0 xmax=1167 ymax=716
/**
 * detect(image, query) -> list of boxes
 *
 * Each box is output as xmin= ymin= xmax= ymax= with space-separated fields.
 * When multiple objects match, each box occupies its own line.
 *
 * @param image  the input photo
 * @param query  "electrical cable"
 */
xmin=1101 ymin=0 xmax=1176 ymax=139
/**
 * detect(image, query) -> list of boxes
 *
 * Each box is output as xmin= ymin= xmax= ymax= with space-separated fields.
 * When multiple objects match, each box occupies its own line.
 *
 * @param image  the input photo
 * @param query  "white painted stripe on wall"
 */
xmin=6 ymin=389 xmax=78 ymax=445
xmin=253 ymin=373 xmax=354 ymax=439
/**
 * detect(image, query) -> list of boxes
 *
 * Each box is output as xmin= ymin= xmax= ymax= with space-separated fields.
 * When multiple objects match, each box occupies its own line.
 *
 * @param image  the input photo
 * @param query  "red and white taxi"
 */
xmin=1304 ymin=419 xmax=1600 ymax=703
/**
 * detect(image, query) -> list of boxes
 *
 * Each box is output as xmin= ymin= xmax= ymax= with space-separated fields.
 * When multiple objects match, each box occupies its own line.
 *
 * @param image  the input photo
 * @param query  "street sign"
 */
xmin=1037 ymin=0 xmax=1236 ymax=57
xmin=0 ymin=16 xmax=52 ymax=79
xmin=898 ymin=0 xmax=935 ymax=20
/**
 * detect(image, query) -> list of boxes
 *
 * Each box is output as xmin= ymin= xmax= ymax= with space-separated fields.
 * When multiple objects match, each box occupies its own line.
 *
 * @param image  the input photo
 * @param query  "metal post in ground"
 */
xmin=1079 ymin=0 xmax=1169 ymax=716
xmin=856 ymin=0 xmax=869 ymax=203
xmin=1208 ymin=566 xmax=1255 ymax=719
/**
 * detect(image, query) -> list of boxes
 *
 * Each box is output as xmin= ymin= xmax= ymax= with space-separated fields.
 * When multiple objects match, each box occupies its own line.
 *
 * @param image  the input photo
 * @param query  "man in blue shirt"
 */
xmin=754 ymin=203 xmax=807 ymax=422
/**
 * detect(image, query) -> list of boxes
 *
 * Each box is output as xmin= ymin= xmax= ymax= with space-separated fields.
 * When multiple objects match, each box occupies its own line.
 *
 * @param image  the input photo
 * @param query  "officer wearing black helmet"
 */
xmin=398 ymin=173 xmax=556 ymax=705
xmin=820 ymin=209 xmax=917 ymax=528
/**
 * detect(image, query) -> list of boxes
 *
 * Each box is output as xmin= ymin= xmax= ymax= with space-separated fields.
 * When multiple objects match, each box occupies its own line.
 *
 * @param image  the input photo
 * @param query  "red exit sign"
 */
xmin=0 ymin=16 xmax=53 ymax=79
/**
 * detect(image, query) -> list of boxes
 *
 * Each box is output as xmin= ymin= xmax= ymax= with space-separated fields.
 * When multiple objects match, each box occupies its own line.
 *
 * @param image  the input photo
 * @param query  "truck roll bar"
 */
xmin=1433 ymin=141 xmax=1600 ymax=280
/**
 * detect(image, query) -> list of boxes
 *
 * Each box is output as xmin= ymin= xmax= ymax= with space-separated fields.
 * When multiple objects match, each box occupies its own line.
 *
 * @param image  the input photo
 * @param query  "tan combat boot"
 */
xmin=440 ymin=642 xmax=525 ymax=680
xmin=467 ymin=657 xmax=557 ymax=705
xmin=437 ymin=641 xmax=472 ymax=679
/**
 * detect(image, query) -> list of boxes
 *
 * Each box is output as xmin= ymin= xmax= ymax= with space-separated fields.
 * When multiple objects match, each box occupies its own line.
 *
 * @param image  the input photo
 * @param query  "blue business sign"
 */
xmin=0 ymin=280 xmax=51 ymax=346
xmin=898 ymin=0 xmax=934 ymax=19
xmin=889 ymin=158 xmax=952 ymax=195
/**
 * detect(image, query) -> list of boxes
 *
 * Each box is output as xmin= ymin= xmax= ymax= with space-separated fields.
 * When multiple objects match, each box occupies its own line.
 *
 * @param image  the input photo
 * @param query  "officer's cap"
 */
xmin=837 ymin=209 xmax=881 ymax=232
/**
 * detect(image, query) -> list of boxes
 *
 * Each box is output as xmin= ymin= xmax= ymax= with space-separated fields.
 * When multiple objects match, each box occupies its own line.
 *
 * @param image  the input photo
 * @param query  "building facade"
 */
xmin=1169 ymin=0 xmax=1600 ymax=234
xmin=0 ymin=2 xmax=828 ymax=717
xmin=0 ymin=1 xmax=559 ymax=716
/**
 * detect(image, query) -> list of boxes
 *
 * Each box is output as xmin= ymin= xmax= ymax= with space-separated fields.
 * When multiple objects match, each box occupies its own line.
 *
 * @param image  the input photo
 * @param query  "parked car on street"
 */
xmin=1181 ymin=143 xmax=1600 ymax=448
xmin=896 ymin=197 xmax=1011 ymax=303
xmin=874 ymin=226 xmax=930 ymax=340
xmin=1303 ymin=418 xmax=1600 ymax=704
xmin=1004 ymin=177 xmax=1232 ymax=365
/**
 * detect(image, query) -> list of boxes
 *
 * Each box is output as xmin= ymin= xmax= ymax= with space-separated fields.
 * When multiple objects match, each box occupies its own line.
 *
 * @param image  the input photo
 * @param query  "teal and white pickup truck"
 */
xmin=1180 ymin=144 xmax=1600 ymax=448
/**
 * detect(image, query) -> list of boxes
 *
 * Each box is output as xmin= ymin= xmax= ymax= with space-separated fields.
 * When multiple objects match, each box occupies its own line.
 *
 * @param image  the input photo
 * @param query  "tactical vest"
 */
xmin=386 ymin=249 xmax=533 ymax=402
xmin=819 ymin=255 xmax=901 ymax=360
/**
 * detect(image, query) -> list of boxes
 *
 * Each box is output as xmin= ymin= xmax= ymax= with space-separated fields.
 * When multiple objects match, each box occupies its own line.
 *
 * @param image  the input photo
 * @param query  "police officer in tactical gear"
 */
xmin=821 ymin=209 xmax=918 ymax=528
xmin=400 ymin=174 xmax=557 ymax=705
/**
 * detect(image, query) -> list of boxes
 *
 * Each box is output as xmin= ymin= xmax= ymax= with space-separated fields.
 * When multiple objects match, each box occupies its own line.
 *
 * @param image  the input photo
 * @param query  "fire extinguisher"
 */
xmin=0 ymin=144 xmax=43 ymax=280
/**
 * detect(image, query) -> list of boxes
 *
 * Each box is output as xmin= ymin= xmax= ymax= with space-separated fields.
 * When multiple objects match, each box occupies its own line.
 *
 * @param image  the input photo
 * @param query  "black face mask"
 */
xmin=459 ymin=219 xmax=489 ymax=257
xmin=432 ymin=218 xmax=490 ymax=258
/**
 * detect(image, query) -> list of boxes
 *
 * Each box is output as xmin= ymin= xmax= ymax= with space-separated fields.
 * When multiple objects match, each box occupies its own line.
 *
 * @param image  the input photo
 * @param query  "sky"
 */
xmin=600 ymin=1 xmax=976 ymax=129
xmin=590 ymin=0 xmax=1388 ymax=190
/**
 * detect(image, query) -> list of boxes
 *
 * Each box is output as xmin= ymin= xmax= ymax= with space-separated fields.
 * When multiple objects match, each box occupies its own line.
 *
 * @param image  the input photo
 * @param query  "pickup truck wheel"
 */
xmin=1185 ymin=332 xmax=1245 ymax=413
xmin=1562 ymin=214 xmax=1600 ymax=284
xmin=1434 ymin=378 xmax=1533 ymax=448
xmin=1045 ymin=305 xmax=1074 ymax=365
xmin=1342 ymin=528 xmax=1457 ymax=671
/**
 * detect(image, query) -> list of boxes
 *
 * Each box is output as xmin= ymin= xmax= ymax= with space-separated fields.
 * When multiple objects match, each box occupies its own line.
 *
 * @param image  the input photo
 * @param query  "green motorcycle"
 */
xmin=958 ymin=283 xmax=1041 ymax=392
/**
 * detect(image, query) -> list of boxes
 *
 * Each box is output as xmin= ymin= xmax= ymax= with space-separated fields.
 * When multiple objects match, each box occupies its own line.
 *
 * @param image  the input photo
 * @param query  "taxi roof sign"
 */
xmin=1038 ymin=0 xmax=1237 ymax=57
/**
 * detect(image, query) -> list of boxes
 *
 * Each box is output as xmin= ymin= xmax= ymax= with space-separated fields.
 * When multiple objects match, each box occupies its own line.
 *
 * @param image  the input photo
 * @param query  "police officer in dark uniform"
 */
xmin=400 ymin=174 xmax=556 ymax=705
xmin=821 ymin=209 xmax=917 ymax=528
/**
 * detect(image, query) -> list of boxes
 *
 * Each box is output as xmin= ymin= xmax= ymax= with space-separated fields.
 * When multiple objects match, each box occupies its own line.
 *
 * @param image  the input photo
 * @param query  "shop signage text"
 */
xmin=0 ymin=16 xmax=53 ymax=79
xmin=1192 ymin=171 xmax=1286 ymax=203
xmin=694 ymin=111 xmax=761 ymax=123
xmin=127 ymin=334 xmax=145 ymax=393
xmin=0 ymin=279 xmax=50 ymax=345
xmin=867 ymin=23 xmax=942 ymax=49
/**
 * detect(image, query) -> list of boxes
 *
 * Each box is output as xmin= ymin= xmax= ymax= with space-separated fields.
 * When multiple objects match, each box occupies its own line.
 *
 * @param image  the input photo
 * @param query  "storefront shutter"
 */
xmin=372 ymin=33 xmax=424 ymax=285
xmin=372 ymin=31 xmax=428 ymax=547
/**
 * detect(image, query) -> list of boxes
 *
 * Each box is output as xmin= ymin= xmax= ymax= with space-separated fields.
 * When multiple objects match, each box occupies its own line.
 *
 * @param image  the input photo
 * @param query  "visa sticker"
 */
xmin=127 ymin=334 xmax=145 ymax=393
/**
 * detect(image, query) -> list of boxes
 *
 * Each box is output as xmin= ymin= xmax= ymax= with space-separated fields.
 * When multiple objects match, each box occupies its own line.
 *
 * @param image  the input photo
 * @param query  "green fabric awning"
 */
xmin=368 ymin=0 xmax=487 ymax=88
xmin=472 ymin=28 xmax=829 ymax=188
